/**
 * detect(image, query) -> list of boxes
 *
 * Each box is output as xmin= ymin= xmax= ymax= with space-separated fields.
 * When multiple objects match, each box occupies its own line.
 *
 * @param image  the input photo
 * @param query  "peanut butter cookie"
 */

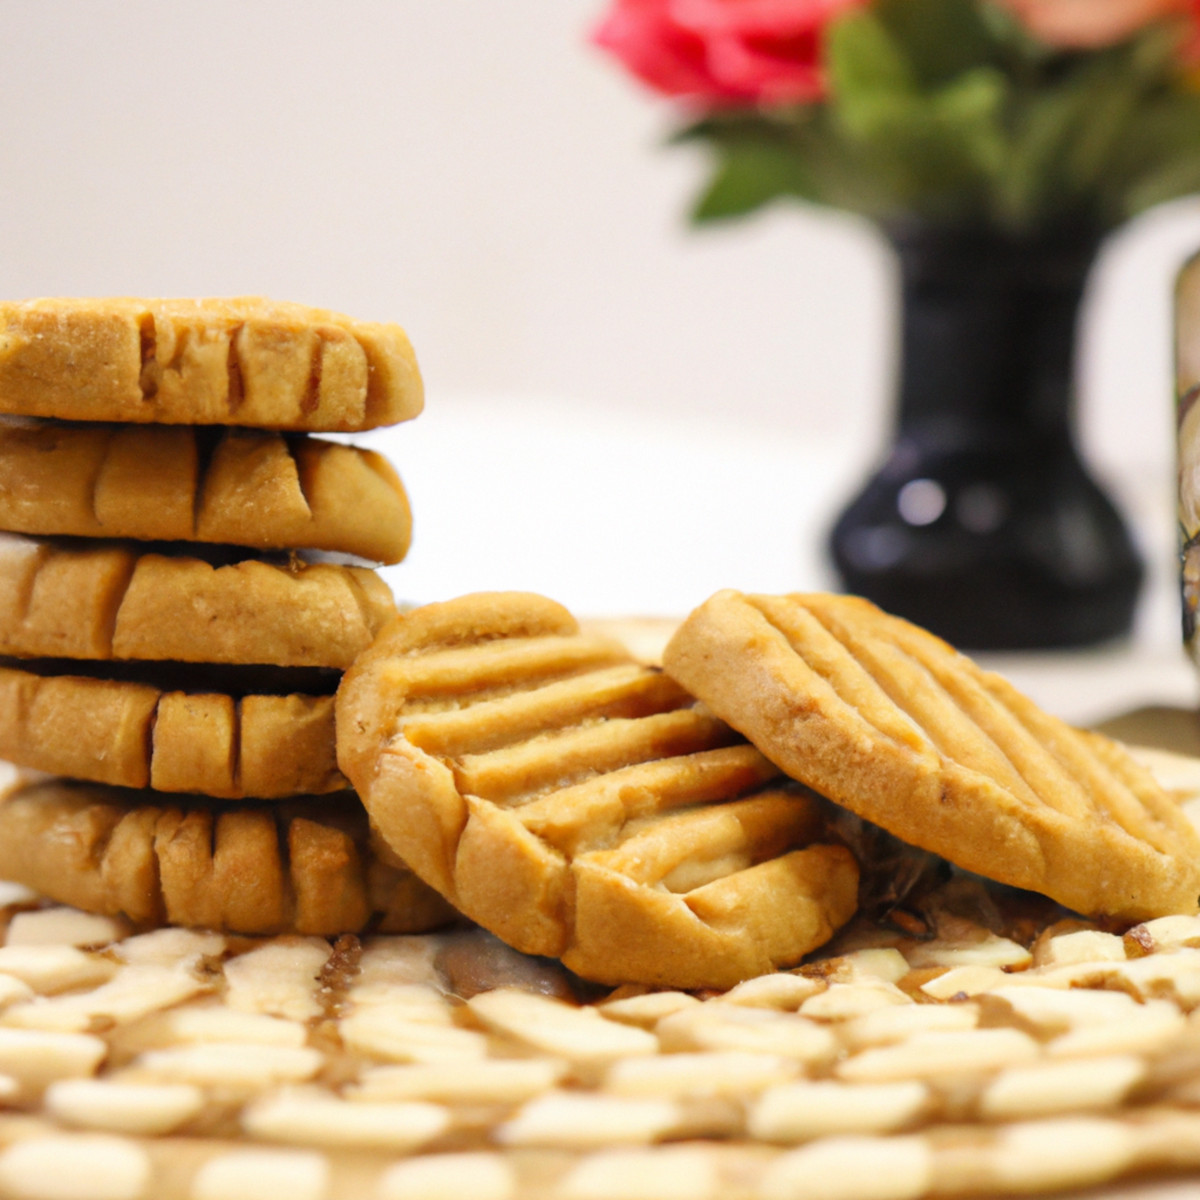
xmin=0 ymin=420 xmax=412 ymax=563
xmin=0 ymin=297 xmax=422 ymax=430
xmin=663 ymin=590 xmax=1200 ymax=922
xmin=0 ymin=664 xmax=344 ymax=798
xmin=336 ymin=592 xmax=859 ymax=990
xmin=0 ymin=535 xmax=395 ymax=667
xmin=0 ymin=774 xmax=454 ymax=935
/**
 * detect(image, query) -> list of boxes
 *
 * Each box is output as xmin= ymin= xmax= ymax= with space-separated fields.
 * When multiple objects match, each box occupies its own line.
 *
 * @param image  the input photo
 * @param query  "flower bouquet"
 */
xmin=594 ymin=0 xmax=1200 ymax=235
xmin=593 ymin=0 xmax=1200 ymax=650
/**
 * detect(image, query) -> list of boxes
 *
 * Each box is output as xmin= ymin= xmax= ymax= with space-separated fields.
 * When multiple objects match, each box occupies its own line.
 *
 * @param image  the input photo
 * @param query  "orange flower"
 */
xmin=997 ymin=0 xmax=1194 ymax=49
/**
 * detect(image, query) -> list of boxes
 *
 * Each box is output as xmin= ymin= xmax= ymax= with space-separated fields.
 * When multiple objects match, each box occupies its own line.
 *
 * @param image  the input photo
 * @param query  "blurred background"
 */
xmin=2 ymin=1 xmax=1200 ymax=708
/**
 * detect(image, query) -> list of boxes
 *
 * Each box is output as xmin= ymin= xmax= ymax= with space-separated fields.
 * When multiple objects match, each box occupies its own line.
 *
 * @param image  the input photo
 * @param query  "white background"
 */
xmin=2 ymin=0 xmax=1200 ymax=698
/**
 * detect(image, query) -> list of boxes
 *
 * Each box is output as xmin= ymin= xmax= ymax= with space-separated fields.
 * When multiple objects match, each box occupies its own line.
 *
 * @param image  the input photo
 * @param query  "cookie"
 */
xmin=0 ymin=664 xmax=343 ymax=798
xmin=0 ymin=774 xmax=454 ymax=935
xmin=336 ymin=592 xmax=860 ymax=990
xmin=0 ymin=535 xmax=395 ymax=667
xmin=0 ymin=297 xmax=422 ymax=431
xmin=663 ymin=590 xmax=1200 ymax=922
xmin=0 ymin=420 xmax=413 ymax=563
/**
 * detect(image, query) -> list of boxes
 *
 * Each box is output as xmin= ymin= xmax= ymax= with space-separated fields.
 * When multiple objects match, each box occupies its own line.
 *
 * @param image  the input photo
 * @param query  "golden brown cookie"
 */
xmin=0 ymin=535 xmax=395 ymax=667
xmin=663 ymin=590 xmax=1200 ymax=922
xmin=0 ymin=774 xmax=455 ymax=935
xmin=336 ymin=592 xmax=860 ymax=990
xmin=0 ymin=297 xmax=422 ymax=431
xmin=0 ymin=664 xmax=343 ymax=798
xmin=0 ymin=420 xmax=413 ymax=563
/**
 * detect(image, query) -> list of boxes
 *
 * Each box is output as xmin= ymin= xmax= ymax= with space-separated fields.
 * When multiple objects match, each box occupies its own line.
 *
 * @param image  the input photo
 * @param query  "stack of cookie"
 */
xmin=0 ymin=297 xmax=453 ymax=936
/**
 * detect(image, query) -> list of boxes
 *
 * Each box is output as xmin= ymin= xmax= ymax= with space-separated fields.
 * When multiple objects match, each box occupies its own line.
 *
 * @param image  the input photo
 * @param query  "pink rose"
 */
xmin=592 ymin=0 xmax=868 ymax=106
xmin=996 ymin=0 xmax=1196 ymax=49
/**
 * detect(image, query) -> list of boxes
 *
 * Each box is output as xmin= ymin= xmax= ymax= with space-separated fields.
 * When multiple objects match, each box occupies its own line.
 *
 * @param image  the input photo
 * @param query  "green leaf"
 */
xmin=997 ymin=83 xmax=1097 ymax=229
xmin=1123 ymin=155 xmax=1200 ymax=216
xmin=826 ymin=11 xmax=915 ymax=104
xmin=1110 ymin=93 xmax=1200 ymax=177
xmin=689 ymin=136 xmax=821 ymax=221
xmin=1109 ymin=94 xmax=1200 ymax=216
xmin=669 ymin=110 xmax=779 ymax=146
xmin=930 ymin=67 xmax=1007 ymax=176
xmin=874 ymin=0 xmax=1000 ymax=85
xmin=976 ymin=0 xmax=1063 ymax=68
xmin=1060 ymin=70 xmax=1143 ymax=194
xmin=1127 ymin=22 xmax=1183 ymax=79
xmin=994 ymin=47 xmax=1170 ymax=230
xmin=819 ymin=62 xmax=1006 ymax=222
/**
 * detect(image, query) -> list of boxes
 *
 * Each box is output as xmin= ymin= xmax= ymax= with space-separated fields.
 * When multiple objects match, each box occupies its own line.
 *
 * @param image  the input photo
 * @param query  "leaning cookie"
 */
xmin=0 ymin=535 xmax=395 ymax=667
xmin=0 ymin=775 xmax=455 ymax=936
xmin=0 ymin=665 xmax=344 ymax=797
xmin=663 ymin=590 xmax=1200 ymax=922
xmin=0 ymin=297 xmax=422 ymax=431
xmin=336 ymin=592 xmax=860 ymax=990
xmin=0 ymin=421 xmax=413 ymax=563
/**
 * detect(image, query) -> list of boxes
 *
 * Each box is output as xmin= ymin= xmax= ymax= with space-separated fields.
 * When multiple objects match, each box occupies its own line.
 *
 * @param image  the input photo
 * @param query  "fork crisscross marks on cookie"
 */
xmin=789 ymin=594 xmax=1200 ymax=873
xmin=663 ymin=591 xmax=1200 ymax=922
xmin=337 ymin=593 xmax=860 ymax=989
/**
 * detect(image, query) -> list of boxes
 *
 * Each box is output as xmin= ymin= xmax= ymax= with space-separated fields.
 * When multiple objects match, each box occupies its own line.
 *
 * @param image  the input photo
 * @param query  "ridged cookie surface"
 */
xmin=0 ymin=535 xmax=395 ymax=667
xmin=0 ymin=420 xmax=412 ymax=563
xmin=0 ymin=297 xmax=422 ymax=431
xmin=336 ymin=592 xmax=860 ymax=990
xmin=0 ymin=664 xmax=343 ymax=797
xmin=0 ymin=775 xmax=454 ymax=936
xmin=663 ymin=590 xmax=1200 ymax=922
